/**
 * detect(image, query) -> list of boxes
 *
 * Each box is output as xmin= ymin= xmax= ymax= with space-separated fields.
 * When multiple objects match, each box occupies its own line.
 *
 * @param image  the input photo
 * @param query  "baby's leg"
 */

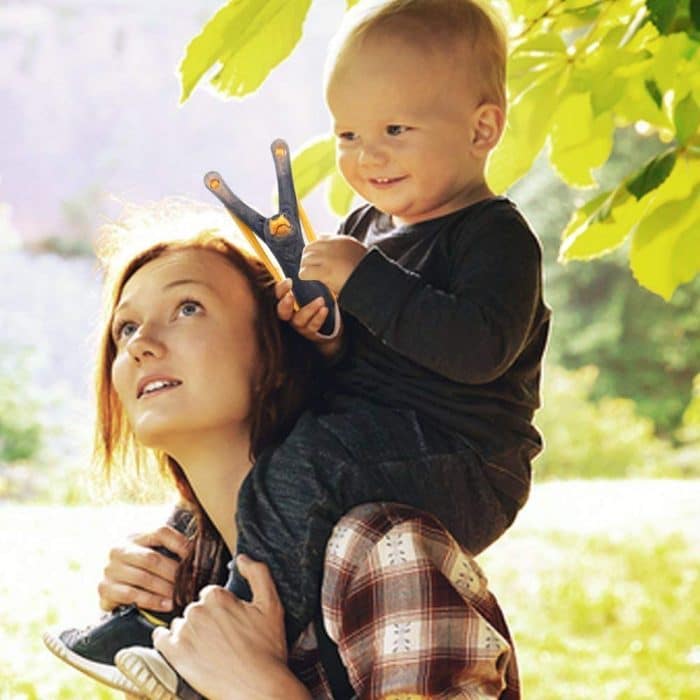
xmin=230 ymin=395 xmax=518 ymax=644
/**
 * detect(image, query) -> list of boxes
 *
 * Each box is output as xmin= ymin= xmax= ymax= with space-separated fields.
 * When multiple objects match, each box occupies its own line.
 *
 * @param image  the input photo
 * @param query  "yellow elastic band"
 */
xmin=139 ymin=609 xmax=169 ymax=627
xmin=228 ymin=213 xmax=283 ymax=282
xmin=297 ymin=201 xmax=317 ymax=243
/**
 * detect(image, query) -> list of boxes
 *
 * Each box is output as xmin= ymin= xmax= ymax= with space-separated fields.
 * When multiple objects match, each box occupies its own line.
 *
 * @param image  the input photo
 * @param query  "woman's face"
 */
xmin=110 ymin=248 xmax=260 ymax=451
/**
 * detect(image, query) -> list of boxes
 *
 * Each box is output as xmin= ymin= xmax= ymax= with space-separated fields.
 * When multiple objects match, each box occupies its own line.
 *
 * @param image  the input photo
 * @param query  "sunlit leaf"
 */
xmin=507 ymin=33 xmax=568 ymax=100
xmin=488 ymin=67 xmax=569 ymax=192
xmin=507 ymin=0 xmax=550 ymax=21
xmin=649 ymin=32 xmax=697 ymax=96
xmin=550 ymin=92 xmax=615 ymax=187
xmin=627 ymin=150 xmax=677 ymax=199
xmin=290 ymin=135 xmax=336 ymax=199
xmin=616 ymin=75 xmax=673 ymax=129
xmin=327 ymin=170 xmax=356 ymax=216
xmin=630 ymin=182 xmax=700 ymax=299
xmin=178 ymin=0 xmax=313 ymax=103
xmin=674 ymin=91 xmax=700 ymax=144
xmin=559 ymin=186 xmax=639 ymax=260
xmin=582 ymin=0 xmax=647 ymax=45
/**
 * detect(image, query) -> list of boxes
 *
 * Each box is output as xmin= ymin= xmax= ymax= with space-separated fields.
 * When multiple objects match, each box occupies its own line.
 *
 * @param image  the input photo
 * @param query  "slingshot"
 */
xmin=204 ymin=139 xmax=340 ymax=338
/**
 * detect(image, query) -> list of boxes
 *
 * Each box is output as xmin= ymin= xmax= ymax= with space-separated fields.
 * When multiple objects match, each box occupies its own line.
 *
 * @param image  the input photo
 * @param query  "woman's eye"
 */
xmin=115 ymin=321 xmax=137 ymax=342
xmin=386 ymin=124 xmax=409 ymax=136
xmin=337 ymin=131 xmax=357 ymax=142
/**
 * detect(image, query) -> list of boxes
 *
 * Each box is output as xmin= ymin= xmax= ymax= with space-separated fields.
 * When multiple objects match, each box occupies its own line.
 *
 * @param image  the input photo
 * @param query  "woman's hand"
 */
xmin=153 ymin=555 xmax=311 ymax=700
xmin=98 ymin=525 xmax=190 ymax=613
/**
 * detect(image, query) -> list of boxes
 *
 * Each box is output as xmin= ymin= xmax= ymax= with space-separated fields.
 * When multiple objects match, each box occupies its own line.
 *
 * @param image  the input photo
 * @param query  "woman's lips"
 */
xmin=137 ymin=376 xmax=183 ymax=399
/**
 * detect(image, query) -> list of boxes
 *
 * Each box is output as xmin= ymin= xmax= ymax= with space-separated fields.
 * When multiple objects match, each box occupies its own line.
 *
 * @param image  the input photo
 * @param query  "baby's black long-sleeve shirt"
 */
xmin=334 ymin=198 xmax=551 ymax=507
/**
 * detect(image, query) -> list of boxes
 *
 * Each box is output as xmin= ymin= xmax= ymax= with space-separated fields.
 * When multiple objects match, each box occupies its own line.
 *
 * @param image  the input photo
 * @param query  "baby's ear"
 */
xmin=471 ymin=103 xmax=504 ymax=155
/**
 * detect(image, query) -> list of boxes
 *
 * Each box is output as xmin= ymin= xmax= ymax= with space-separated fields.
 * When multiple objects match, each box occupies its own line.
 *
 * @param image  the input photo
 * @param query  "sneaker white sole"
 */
xmin=42 ymin=629 xmax=145 ymax=696
xmin=115 ymin=647 xmax=179 ymax=700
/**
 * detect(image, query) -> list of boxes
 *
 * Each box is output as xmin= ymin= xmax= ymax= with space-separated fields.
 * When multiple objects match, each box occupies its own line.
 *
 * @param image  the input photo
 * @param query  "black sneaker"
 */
xmin=43 ymin=603 xmax=171 ymax=694
xmin=116 ymin=646 xmax=204 ymax=700
xmin=43 ymin=510 xmax=192 ymax=693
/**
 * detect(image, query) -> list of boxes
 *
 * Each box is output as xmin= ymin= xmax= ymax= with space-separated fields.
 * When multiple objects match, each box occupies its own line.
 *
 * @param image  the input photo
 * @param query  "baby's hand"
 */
xmin=275 ymin=278 xmax=343 ymax=360
xmin=299 ymin=236 xmax=367 ymax=295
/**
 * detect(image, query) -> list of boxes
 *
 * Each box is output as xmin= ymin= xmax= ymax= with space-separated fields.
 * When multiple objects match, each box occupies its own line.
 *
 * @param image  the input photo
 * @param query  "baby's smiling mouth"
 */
xmin=369 ymin=176 xmax=407 ymax=186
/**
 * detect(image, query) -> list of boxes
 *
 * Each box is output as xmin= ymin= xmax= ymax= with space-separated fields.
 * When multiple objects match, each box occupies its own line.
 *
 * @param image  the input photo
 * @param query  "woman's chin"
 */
xmin=132 ymin=424 xmax=176 ymax=453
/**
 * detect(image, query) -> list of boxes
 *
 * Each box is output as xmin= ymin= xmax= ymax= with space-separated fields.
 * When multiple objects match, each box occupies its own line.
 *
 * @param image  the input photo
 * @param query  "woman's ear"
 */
xmin=471 ymin=103 xmax=505 ymax=155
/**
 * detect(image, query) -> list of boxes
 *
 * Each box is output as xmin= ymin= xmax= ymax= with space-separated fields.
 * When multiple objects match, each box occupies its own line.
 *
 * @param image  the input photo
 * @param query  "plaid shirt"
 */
xmin=288 ymin=503 xmax=520 ymax=699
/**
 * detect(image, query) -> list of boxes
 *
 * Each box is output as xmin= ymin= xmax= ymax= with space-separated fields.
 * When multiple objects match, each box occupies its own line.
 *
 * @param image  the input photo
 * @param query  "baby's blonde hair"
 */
xmin=325 ymin=0 xmax=508 ymax=111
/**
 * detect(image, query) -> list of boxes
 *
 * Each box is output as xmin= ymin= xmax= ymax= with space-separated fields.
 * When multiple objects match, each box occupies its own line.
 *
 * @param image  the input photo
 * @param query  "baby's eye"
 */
xmin=337 ymin=131 xmax=358 ymax=142
xmin=178 ymin=299 xmax=203 ymax=317
xmin=386 ymin=124 xmax=410 ymax=136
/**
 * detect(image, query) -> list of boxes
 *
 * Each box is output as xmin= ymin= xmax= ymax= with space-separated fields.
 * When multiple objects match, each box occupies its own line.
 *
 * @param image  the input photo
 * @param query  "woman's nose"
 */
xmin=126 ymin=326 xmax=165 ymax=363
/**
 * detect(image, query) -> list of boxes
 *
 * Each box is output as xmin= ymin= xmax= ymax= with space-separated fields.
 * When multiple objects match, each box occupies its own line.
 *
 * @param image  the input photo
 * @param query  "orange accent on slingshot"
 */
xmin=269 ymin=215 xmax=292 ymax=236
xmin=209 ymin=178 xmax=221 ymax=190
xmin=274 ymin=145 xmax=287 ymax=158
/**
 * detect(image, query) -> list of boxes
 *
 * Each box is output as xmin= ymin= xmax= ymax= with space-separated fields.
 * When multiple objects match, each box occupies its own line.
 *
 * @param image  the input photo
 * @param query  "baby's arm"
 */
xmin=339 ymin=220 xmax=544 ymax=383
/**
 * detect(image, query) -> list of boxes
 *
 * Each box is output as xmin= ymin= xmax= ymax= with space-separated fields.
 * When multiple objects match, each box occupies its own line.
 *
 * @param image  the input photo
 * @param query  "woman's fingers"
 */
xmin=98 ymin=579 xmax=174 ymax=613
xmin=236 ymin=555 xmax=282 ymax=614
xmin=97 ymin=526 xmax=190 ymax=612
xmin=131 ymin=525 xmax=191 ymax=561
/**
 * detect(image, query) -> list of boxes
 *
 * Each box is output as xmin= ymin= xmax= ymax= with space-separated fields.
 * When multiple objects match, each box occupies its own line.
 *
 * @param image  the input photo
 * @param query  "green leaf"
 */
xmin=488 ymin=66 xmax=569 ymax=192
xmin=645 ymin=79 xmax=663 ymax=108
xmin=674 ymin=91 xmax=700 ymax=144
xmin=627 ymin=150 xmax=677 ymax=199
xmin=646 ymin=0 xmax=699 ymax=35
xmin=646 ymin=0 xmax=678 ymax=34
xmin=508 ymin=0 xmax=551 ymax=21
xmin=559 ymin=186 xmax=639 ymax=261
xmin=327 ymin=171 xmax=356 ymax=216
xmin=346 ymin=0 xmax=361 ymax=7
xmin=507 ymin=34 xmax=568 ymax=100
xmin=630 ymin=182 xmax=700 ymax=299
xmin=290 ymin=135 xmax=336 ymax=200
xmin=550 ymin=92 xmax=615 ymax=187
xmin=178 ymin=0 xmax=313 ymax=103
xmin=692 ymin=0 xmax=700 ymax=28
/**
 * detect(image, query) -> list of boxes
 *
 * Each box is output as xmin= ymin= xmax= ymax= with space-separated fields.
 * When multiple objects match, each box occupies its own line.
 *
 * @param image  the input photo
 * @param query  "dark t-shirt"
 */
xmin=333 ymin=198 xmax=551 ymax=507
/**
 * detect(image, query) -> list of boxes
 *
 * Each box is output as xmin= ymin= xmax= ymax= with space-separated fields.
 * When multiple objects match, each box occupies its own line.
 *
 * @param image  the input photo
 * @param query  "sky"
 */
xmin=1 ymin=0 xmax=347 ymax=245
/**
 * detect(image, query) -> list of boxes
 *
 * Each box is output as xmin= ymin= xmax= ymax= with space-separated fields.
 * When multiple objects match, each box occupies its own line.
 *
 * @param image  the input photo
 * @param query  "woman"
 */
xmin=53 ymin=201 xmax=519 ymax=698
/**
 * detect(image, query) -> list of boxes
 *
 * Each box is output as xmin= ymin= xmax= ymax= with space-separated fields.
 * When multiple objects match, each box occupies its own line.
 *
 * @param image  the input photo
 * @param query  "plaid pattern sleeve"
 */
xmin=288 ymin=502 xmax=520 ymax=700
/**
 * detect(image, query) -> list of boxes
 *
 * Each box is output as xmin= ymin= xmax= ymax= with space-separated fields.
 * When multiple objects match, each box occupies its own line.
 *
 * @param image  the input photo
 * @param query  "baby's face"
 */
xmin=327 ymin=35 xmax=486 ymax=226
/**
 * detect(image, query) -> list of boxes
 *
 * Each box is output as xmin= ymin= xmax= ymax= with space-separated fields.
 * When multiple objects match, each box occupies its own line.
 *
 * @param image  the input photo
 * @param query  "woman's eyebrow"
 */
xmin=162 ymin=278 xmax=215 ymax=291
xmin=115 ymin=279 xmax=216 ymax=314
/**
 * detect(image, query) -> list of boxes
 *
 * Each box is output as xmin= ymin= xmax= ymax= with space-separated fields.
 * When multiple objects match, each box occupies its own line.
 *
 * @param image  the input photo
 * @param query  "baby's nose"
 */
xmin=358 ymin=142 xmax=388 ymax=165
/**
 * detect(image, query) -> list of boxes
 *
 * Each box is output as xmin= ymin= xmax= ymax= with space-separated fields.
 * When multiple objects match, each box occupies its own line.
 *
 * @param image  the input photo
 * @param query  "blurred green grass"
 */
xmin=2 ymin=482 xmax=699 ymax=699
